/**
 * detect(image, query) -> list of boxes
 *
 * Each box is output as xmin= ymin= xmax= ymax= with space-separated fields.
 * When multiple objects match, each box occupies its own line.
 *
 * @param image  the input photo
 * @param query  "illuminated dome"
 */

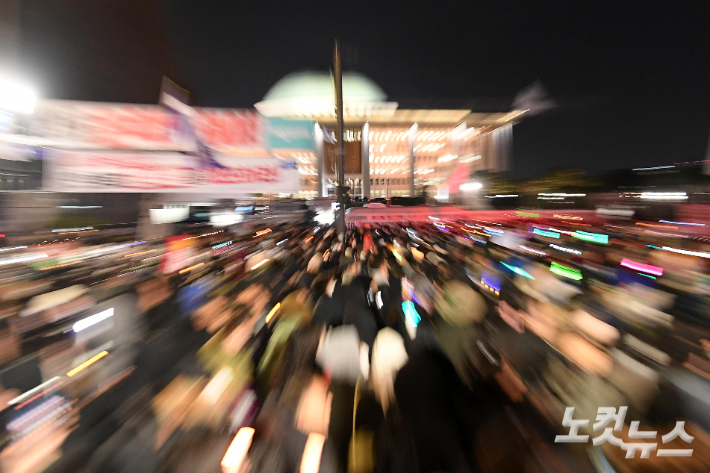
xmin=255 ymin=71 xmax=396 ymax=119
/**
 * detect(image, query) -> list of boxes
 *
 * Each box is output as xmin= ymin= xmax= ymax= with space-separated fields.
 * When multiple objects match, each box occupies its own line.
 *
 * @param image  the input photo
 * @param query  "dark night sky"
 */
xmin=18 ymin=0 xmax=710 ymax=178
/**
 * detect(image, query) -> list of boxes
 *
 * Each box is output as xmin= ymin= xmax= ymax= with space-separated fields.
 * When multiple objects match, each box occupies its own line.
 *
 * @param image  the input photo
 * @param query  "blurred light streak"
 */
xmin=52 ymin=226 xmax=94 ymax=233
xmin=392 ymin=249 xmax=403 ymax=262
xmin=0 ymin=246 xmax=27 ymax=252
xmin=300 ymin=433 xmax=326 ymax=473
xmin=500 ymin=261 xmax=534 ymax=279
xmin=402 ymin=301 xmax=421 ymax=327
xmin=574 ymin=231 xmax=608 ymax=244
xmin=550 ymin=244 xmax=582 ymax=255
xmin=538 ymin=193 xmax=586 ymax=197
xmin=636 ymin=222 xmax=678 ymax=229
xmin=73 ymin=308 xmax=114 ymax=332
xmin=57 ymin=205 xmax=102 ymax=209
xmin=620 ymin=258 xmax=663 ymax=276
xmin=265 ymin=303 xmax=280 ymax=323
xmin=516 ymin=212 xmax=539 ymax=217
xmin=254 ymin=228 xmax=272 ymax=237
xmin=638 ymin=272 xmax=657 ymax=280
xmin=653 ymin=246 xmax=710 ymax=258
xmin=179 ymin=262 xmax=205 ymax=274
xmin=533 ymin=228 xmax=560 ymax=239
xmin=250 ymin=259 xmax=269 ymax=271
xmin=39 ymin=260 xmax=81 ymax=271
xmin=222 ymin=427 xmax=255 ymax=473
xmin=0 ymin=252 xmax=47 ymax=266
xmin=659 ymin=220 xmax=705 ymax=226
xmin=550 ymin=262 xmax=582 ymax=281
xmin=519 ymin=245 xmax=547 ymax=256
xmin=633 ymin=165 xmax=675 ymax=171
xmin=640 ymin=192 xmax=688 ymax=200
xmin=9 ymin=377 xmax=62 ymax=407
xmin=277 ymin=239 xmax=288 ymax=246
xmin=67 ymin=351 xmax=109 ymax=377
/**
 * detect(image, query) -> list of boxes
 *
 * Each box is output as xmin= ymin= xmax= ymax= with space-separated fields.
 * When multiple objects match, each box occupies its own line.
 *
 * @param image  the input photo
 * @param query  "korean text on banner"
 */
xmin=43 ymin=151 xmax=299 ymax=194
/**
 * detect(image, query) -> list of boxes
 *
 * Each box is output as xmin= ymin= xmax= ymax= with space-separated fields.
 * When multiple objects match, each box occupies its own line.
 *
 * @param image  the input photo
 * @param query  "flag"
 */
xmin=159 ymin=77 xmax=227 ymax=170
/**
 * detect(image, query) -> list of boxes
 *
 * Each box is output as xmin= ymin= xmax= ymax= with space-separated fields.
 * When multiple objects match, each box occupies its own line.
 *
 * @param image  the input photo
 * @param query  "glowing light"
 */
xmin=402 ymin=301 xmax=421 ymax=327
xmin=633 ymin=166 xmax=675 ymax=171
xmin=0 ymin=75 xmax=37 ymax=114
xmin=0 ymin=246 xmax=27 ymax=252
xmin=66 ymin=351 xmax=109 ymax=377
xmin=655 ymin=246 xmax=710 ymax=258
xmin=640 ymin=192 xmax=688 ymax=200
xmin=553 ymin=214 xmax=583 ymax=220
xmin=8 ymin=377 xmax=62 ymax=407
xmin=516 ymin=212 xmax=540 ymax=218
xmin=636 ymin=222 xmax=678 ymax=229
xmin=428 ymin=216 xmax=439 ymax=220
xmin=57 ymin=205 xmax=102 ymax=209
xmin=179 ymin=262 xmax=205 ymax=274
xmin=550 ymin=244 xmax=582 ymax=255
xmin=73 ymin=308 xmax=114 ymax=332
xmin=460 ymin=181 xmax=483 ymax=191
xmin=620 ymin=258 xmax=663 ymax=276
xmin=392 ymin=249 xmax=402 ymax=262
xmin=0 ymin=252 xmax=48 ymax=266
xmin=254 ymin=228 xmax=272 ymax=237
xmin=483 ymin=227 xmax=503 ymax=236
xmin=574 ymin=231 xmax=608 ymax=244
xmin=265 ymin=303 xmax=280 ymax=323
xmin=659 ymin=220 xmax=705 ymax=226
xmin=212 ymin=241 xmax=233 ymax=250
xmin=250 ymin=259 xmax=270 ymax=271
xmin=52 ymin=226 xmax=94 ymax=233
xmin=300 ymin=433 xmax=326 ymax=473
xmin=222 ymin=427 xmax=255 ymax=473
xmin=533 ymin=228 xmax=560 ymax=239
xmin=519 ymin=245 xmax=547 ymax=256
xmin=481 ymin=276 xmax=501 ymax=293
xmin=485 ymin=194 xmax=519 ymax=198
xmin=277 ymin=239 xmax=288 ymax=246
xmin=550 ymin=262 xmax=582 ymax=281
xmin=538 ymin=193 xmax=586 ymax=197
xmin=638 ymin=273 xmax=657 ymax=280
xmin=500 ymin=262 xmax=534 ymax=279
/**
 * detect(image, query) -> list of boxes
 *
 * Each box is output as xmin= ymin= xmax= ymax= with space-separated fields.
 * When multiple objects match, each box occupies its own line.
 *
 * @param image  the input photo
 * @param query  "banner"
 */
xmin=24 ymin=100 xmax=263 ymax=151
xmin=44 ymin=151 xmax=299 ymax=194
xmin=266 ymin=118 xmax=314 ymax=150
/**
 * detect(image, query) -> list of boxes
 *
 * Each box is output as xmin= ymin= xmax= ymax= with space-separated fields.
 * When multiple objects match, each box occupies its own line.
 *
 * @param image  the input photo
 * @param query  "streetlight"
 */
xmin=0 ymin=74 xmax=37 ymax=114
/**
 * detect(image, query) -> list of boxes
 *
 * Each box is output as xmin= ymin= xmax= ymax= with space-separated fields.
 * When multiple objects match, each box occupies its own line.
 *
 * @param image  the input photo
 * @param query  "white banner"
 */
xmin=44 ymin=151 xmax=299 ymax=194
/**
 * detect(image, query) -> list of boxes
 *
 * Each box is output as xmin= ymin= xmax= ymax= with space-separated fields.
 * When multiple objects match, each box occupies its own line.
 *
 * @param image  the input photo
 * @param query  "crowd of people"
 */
xmin=0 ymin=214 xmax=710 ymax=473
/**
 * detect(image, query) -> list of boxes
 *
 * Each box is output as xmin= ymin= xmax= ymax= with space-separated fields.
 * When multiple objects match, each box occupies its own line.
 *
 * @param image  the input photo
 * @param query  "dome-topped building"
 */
xmin=258 ymin=70 xmax=526 ymax=200
xmin=255 ymin=71 xmax=397 ymax=119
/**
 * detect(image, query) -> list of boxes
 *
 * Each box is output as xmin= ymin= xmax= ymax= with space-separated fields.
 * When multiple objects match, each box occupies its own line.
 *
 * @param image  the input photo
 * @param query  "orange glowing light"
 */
xmin=300 ymin=433 xmax=326 ymax=473
xmin=179 ymin=262 xmax=205 ymax=274
xmin=636 ymin=222 xmax=678 ymax=229
xmin=67 ymin=351 xmax=109 ymax=377
xmin=265 ymin=303 xmax=280 ymax=323
xmin=221 ymin=427 xmax=255 ymax=473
